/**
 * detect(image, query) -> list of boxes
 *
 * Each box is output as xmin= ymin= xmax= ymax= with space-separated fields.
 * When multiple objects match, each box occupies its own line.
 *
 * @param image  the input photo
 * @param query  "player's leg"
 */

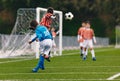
xmin=89 ymin=40 xmax=96 ymax=61
xmin=85 ymin=47 xmax=88 ymax=56
xmin=43 ymin=39 xmax=52 ymax=62
xmin=32 ymin=39 xmax=52 ymax=72
xmin=32 ymin=44 xmax=45 ymax=72
xmin=82 ymin=40 xmax=88 ymax=60
xmin=47 ymin=30 xmax=53 ymax=57
xmin=79 ymin=42 xmax=83 ymax=57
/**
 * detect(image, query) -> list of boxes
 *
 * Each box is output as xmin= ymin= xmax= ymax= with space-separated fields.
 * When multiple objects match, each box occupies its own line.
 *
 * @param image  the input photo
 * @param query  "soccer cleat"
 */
xmin=45 ymin=57 xmax=50 ymax=62
xmin=92 ymin=57 xmax=96 ymax=61
xmin=48 ymin=51 xmax=51 ymax=56
xmin=39 ymin=66 xmax=45 ymax=70
xmin=32 ymin=68 xmax=38 ymax=72
xmin=83 ymin=57 xmax=86 ymax=60
xmin=40 ymin=67 xmax=45 ymax=70
xmin=80 ymin=53 xmax=83 ymax=57
xmin=44 ymin=55 xmax=51 ymax=62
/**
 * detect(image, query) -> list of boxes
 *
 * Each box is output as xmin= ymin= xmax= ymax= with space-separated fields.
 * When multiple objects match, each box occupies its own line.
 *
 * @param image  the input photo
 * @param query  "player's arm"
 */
xmin=29 ymin=36 xmax=38 ymax=44
xmin=92 ymin=29 xmax=96 ymax=44
xmin=93 ymin=36 xmax=96 ymax=44
xmin=45 ymin=13 xmax=56 ymax=19
xmin=77 ymin=28 xmax=82 ymax=42
xmin=56 ymin=30 xmax=59 ymax=35
xmin=51 ymin=14 xmax=56 ymax=19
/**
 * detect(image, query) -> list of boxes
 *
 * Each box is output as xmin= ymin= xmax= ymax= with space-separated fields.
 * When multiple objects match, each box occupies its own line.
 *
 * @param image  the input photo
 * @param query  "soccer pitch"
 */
xmin=0 ymin=47 xmax=120 ymax=81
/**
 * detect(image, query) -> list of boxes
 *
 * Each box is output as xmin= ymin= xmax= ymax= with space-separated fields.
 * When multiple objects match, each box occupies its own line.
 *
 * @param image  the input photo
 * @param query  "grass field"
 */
xmin=0 ymin=47 xmax=120 ymax=81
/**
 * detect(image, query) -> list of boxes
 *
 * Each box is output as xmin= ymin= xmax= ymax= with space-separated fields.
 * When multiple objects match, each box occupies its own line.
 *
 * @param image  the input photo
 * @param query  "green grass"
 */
xmin=0 ymin=47 xmax=120 ymax=81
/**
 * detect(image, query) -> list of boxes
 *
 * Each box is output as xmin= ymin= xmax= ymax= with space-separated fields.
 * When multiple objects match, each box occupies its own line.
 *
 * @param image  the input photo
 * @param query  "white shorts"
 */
xmin=79 ymin=42 xmax=83 ymax=47
xmin=83 ymin=39 xmax=93 ymax=48
xmin=39 ymin=39 xmax=52 ymax=56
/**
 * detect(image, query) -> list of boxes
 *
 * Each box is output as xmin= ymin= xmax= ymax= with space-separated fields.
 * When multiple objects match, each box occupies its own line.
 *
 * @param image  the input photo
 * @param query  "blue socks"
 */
xmin=32 ymin=54 xmax=45 ymax=72
xmin=39 ymin=54 xmax=45 ymax=69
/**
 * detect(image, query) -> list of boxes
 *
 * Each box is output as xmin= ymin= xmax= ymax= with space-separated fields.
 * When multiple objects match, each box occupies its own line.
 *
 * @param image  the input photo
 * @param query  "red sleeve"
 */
xmin=40 ymin=13 xmax=53 ymax=28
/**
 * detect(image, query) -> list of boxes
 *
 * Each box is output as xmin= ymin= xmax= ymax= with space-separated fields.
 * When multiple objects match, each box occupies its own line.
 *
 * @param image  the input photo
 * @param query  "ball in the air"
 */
xmin=65 ymin=12 xmax=74 ymax=20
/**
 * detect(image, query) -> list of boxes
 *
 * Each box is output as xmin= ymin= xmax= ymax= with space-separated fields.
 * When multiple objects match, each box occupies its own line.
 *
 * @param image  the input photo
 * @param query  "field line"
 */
xmin=0 ymin=58 xmax=33 ymax=64
xmin=0 ymin=72 xmax=117 ymax=75
xmin=0 ymin=79 xmax=106 ymax=81
xmin=63 ymin=48 xmax=116 ymax=56
xmin=1 ymin=79 xmax=120 ymax=81
xmin=107 ymin=73 xmax=120 ymax=80
xmin=23 ymin=66 xmax=120 ymax=68
xmin=0 ymin=48 xmax=117 ymax=64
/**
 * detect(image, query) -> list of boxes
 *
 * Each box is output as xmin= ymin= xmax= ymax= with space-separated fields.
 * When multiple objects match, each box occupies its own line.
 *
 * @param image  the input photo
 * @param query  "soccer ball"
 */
xmin=65 ymin=12 xmax=74 ymax=20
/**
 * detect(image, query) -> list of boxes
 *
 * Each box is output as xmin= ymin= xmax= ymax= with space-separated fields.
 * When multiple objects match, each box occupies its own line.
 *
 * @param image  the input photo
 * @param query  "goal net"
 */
xmin=0 ymin=7 xmax=63 ymax=58
xmin=115 ymin=25 xmax=120 ymax=48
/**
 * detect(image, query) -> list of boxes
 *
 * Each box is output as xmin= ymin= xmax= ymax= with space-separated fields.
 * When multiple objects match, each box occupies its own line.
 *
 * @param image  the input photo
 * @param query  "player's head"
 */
xmin=29 ymin=20 xmax=38 ymax=30
xmin=85 ymin=20 xmax=91 ymax=28
xmin=81 ymin=20 xmax=86 ymax=27
xmin=85 ymin=20 xmax=90 ymax=24
xmin=47 ymin=7 xmax=54 ymax=14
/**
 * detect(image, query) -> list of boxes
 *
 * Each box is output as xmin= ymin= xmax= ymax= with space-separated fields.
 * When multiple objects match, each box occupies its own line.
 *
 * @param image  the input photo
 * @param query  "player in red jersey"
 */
xmin=77 ymin=21 xmax=87 ymax=57
xmin=40 ymin=7 xmax=56 ymax=57
xmin=40 ymin=7 xmax=56 ymax=30
xmin=82 ymin=21 xmax=96 ymax=61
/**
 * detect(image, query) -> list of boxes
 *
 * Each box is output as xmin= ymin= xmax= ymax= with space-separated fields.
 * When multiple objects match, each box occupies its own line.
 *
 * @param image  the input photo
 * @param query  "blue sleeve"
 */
xmin=31 ymin=36 xmax=38 ymax=42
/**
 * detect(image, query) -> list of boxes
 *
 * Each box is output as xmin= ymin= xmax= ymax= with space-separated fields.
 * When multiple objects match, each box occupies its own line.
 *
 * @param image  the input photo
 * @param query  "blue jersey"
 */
xmin=32 ymin=25 xmax=52 ymax=42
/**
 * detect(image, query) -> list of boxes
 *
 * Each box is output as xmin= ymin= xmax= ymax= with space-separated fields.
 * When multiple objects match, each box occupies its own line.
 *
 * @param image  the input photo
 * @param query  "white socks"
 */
xmin=91 ymin=49 xmax=95 ymax=58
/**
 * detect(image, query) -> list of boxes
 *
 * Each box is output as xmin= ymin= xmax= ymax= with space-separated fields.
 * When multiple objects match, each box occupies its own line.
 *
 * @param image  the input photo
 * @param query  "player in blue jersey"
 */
xmin=29 ymin=20 xmax=52 ymax=72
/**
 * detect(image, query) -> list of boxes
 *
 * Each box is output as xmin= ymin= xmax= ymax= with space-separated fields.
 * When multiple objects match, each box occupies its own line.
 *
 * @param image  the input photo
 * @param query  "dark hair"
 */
xmin=47 ymin=7 xmax=54 ymax=14
xmin=29 ymin=20 xmax=38 ymax=30
xmin=30 ymin=20 xmax=38 ymax=27
xmin=85 ymin=20 xmax=91 ymax=24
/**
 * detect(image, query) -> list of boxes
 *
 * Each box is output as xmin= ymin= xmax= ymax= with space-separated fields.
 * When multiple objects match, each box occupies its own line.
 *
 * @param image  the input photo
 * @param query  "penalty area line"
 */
xmin=107 ymin=73 xmax=120 ymax=80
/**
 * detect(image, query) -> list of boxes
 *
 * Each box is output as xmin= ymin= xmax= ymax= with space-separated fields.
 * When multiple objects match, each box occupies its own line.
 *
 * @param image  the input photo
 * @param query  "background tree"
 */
xmin=0 ymin=0 xmax=120 ymax=44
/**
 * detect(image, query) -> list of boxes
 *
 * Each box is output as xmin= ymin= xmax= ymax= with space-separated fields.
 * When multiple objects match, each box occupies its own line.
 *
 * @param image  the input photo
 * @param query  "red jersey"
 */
xmin=82 ymin=27 xmax=94 ymax=39
xmin=78 ymin=27 xmax=85 ymax=35
xmin=40 ymin=13 xmax=53 ymax=29
xmin=78 ymin=27 xmax=85 ymax=42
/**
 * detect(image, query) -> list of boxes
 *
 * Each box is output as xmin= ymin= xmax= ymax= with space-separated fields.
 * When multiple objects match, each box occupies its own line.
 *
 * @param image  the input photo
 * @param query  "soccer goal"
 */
xmin=115 ymin=25 xmax=120 ymax=48
xmin=0 ymin=7 xmax=63 ymax=58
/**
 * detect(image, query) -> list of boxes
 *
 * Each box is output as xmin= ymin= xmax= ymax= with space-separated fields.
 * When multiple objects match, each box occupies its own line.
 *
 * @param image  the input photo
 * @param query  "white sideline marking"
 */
xmin=0 ymin=79 xmax=106 ymax=81
xmin=0 ymin=72 xmax=117 ymax=75
xmin=107 ymin=73 xmax=120 ymax=80
xmin=22 ymin=66 xmax=120 ymax=68
xmin=0 ymin=58 xmax=33 ymax=64
xmin=1 ymin=79 xmax=120 ymax=81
